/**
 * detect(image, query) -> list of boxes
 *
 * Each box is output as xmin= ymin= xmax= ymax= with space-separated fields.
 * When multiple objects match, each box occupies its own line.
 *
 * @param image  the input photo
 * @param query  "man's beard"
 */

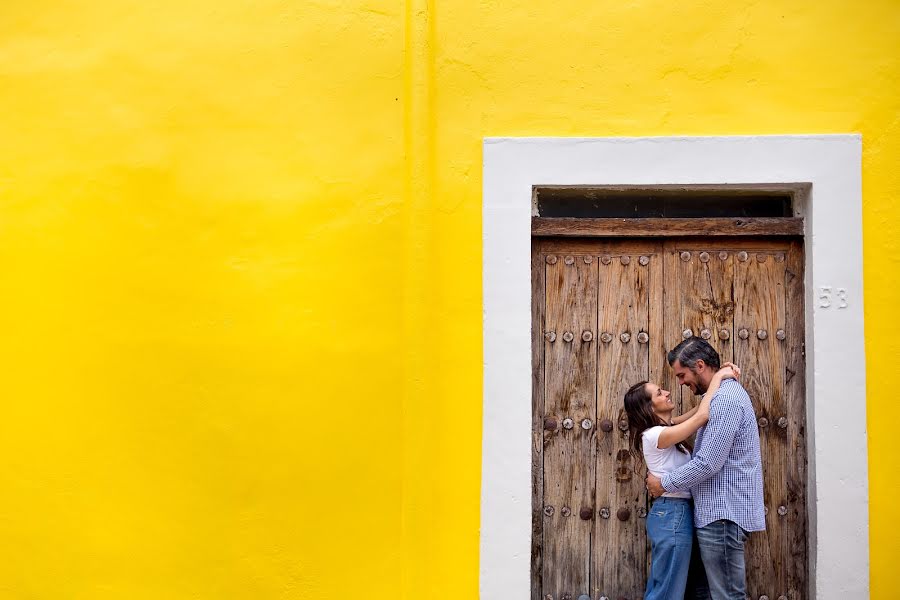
xmin=692 ymin=368 xmax=708 ymax=395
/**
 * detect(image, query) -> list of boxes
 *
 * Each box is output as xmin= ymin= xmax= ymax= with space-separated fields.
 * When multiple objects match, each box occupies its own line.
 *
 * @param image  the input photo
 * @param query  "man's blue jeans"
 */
xmin=695 ymin=519 xmax=748 ymax=600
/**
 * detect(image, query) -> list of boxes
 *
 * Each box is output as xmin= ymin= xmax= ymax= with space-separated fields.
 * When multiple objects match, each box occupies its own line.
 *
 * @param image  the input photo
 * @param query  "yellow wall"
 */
xmin=0 ymin=0 xmax=896 ymax=598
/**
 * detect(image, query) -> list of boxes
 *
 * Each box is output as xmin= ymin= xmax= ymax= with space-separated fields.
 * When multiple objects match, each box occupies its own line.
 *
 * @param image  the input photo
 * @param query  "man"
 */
xmin=646 ymin=337 xmax=765 ymax=600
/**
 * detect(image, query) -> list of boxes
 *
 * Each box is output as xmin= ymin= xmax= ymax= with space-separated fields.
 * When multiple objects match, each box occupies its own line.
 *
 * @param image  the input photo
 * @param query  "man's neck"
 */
xmin=696 ymin=372 xmax=714 ymax=395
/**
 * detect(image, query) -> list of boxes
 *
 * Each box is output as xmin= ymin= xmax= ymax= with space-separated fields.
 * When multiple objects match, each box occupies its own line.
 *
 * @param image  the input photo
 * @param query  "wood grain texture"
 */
xmin=783 ymin=241 xmax=808 ymax=600
xmin=532 ymin=217 xmax=803 ymax=237
xmin=648 ymin=245 xmax=667 ymax=418
xmin=541 ymin=248 xmax=598 ymax=599
xmin=536 ymin=238 xmax=660 ymax=255
xmin=531 ymin=244 xmax=546 ymax=600
xmin=734 ymin=245 xmax=788 ymax=599
xmin=592 ymin=244 xmax=649 ymax=600
xmin=665 ymin=242 xmax=736 ymax=414
xmin=646 ymin=244 xmax=664 ymax=579
xmin=663 ymin=245 xmax=682 ymax=416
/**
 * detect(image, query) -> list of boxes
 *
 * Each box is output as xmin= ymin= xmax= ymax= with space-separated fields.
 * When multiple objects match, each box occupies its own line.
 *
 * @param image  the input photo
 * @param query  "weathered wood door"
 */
xmin=532 ymin=238 xmax=807 ymax=600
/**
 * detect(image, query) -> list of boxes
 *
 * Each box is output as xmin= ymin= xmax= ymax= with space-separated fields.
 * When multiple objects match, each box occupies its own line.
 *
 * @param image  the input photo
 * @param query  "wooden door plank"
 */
xmin=662 ymin=242 xmax=683 ymax=414
xmin=734 ymin=246 xmax=787 ymax=599
xmin=783 ymin=241 xmax=808 ymax=600
xmin=675 ymin=247 xmax=735 ymax=412
xmin=592 ymin=244 xmax=649 ymax=599
xmin=531 ymin=243 xmax=546 ymax=600
xmin=660 ymin=237 xmax=803 ymax=252
xmin=536 ymin=238 xmax=661 ymax=255
xmin=646 ymin=242 xmax=665 ymax=579
xmin=648 ymin=244 xmax=666 ymax=420
xmin=542 ymin=249 xmax=598 ymax=599
xmin=532 ymin=217 xmax=804 ymax=237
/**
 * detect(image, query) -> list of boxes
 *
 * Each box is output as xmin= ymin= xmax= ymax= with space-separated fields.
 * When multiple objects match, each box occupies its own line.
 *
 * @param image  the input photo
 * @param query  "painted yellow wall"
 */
xmin=0 ymin=0 xmax=896 ymax=598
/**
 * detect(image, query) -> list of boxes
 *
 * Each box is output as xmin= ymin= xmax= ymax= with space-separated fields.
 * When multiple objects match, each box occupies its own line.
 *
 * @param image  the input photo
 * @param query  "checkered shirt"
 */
xmin=661 ymin=379 xmax=766 ymax=532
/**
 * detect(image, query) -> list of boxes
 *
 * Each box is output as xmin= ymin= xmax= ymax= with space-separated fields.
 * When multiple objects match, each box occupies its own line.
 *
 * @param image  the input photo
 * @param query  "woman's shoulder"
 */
xmin=641 ymin=425 xmax=667 ymax=455
xmin=641 ymin=425 xmax=664 ymax=442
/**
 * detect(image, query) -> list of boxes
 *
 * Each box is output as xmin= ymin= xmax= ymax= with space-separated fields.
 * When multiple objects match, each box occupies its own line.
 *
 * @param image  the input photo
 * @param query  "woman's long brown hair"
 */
xmin=623 ymin=381 xmax=691 ymax=455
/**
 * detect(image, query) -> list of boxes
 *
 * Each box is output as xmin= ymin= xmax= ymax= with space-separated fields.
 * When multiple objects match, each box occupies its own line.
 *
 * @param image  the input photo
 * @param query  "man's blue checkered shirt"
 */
xmin=661 ymin=379 xmax=766 ymax=532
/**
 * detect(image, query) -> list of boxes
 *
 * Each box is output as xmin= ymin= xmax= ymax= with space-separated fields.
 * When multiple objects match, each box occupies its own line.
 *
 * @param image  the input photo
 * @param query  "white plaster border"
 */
xmin=481 ymin=135 xmax=866 ymax=600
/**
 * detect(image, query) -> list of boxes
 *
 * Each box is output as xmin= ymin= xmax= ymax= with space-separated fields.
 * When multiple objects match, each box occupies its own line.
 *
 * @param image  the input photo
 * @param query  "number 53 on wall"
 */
xmin=818 ymin=286 xmax=848 ymax=309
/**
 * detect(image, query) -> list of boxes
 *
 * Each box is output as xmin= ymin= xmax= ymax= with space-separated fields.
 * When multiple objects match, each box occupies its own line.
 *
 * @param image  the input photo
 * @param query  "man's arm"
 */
xmin=661 ymin=394 xmax=742 ymax=493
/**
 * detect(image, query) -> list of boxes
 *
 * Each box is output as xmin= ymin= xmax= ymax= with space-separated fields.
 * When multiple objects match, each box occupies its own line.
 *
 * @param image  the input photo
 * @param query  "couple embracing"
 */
xmin=623 ymin=337 xmax=765 ymax=600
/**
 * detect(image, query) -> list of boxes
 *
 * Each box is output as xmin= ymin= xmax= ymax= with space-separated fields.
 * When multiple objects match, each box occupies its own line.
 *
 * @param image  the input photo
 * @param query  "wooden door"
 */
xmin=532 ymin=237 xmax=807 ymax=600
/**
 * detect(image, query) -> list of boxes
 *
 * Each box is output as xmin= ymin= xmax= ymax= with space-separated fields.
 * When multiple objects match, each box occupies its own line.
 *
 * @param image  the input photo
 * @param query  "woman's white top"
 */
xmin=642 ymin=425 xmax=692 ymax=499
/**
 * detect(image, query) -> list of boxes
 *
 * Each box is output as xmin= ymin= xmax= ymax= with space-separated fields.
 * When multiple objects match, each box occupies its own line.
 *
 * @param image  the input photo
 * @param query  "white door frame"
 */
xmin=481 ymin=135 xmax=866 ymax=599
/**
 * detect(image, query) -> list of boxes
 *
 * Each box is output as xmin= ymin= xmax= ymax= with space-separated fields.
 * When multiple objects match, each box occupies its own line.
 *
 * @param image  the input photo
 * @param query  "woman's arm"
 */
xmin=657 ymin=363 xmax=740 ymax=449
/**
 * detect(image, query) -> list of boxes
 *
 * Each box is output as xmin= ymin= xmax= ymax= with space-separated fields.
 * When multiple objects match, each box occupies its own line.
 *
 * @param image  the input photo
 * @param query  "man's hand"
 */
xmin=646 ymin=473 xmax=664 ymax=498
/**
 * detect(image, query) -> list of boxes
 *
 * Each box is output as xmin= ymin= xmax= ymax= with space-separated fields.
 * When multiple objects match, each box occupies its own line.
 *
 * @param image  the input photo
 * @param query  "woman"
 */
xmin=623 ymin=363 xmax=740 ymax=600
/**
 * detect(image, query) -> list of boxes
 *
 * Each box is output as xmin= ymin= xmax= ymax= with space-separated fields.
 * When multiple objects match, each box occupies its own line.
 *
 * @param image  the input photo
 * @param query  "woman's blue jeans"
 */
xmin=645 ymin=497 xmax=709 ymax=600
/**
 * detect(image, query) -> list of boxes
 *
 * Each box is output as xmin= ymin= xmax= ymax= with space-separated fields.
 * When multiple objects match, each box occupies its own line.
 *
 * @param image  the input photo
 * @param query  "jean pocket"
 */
xmin=652 ymin=506 xmax=685 ymax=532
